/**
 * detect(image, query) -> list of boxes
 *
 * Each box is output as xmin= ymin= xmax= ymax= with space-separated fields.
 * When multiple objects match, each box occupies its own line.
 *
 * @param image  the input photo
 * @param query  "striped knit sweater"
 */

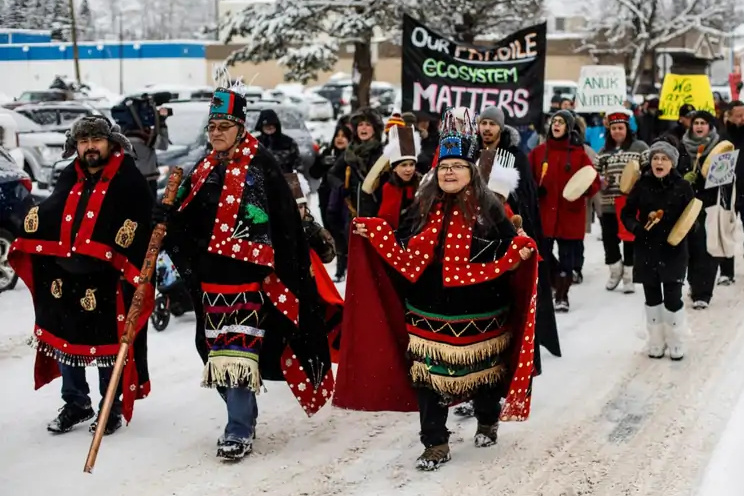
xmin=596 ymin=140 xmax=649 ymax=213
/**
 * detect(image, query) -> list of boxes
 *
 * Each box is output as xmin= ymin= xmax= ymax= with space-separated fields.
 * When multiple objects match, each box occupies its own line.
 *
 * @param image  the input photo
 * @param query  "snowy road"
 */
xmin=2 ymin=225 xmax=744 ymax=496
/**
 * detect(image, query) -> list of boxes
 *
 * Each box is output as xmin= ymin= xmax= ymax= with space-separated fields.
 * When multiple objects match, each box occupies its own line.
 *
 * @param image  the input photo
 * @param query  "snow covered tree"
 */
xmin=407 ymin=0 xmax=545 ymax=43
xmin=48 ymin=0 xmax=72 ymax=41
xmin=579 ymin=0 xmax=743 ymax=93
xmin=77 ymin=0 xmax=95 ymax=40
xmin=4 ymin=0 xmax=32 ymax=28
xmin=222 ymin=0 xmax=403 ymax=110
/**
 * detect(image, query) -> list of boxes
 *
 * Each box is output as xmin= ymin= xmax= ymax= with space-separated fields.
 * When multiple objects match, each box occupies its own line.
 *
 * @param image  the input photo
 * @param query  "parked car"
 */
xmin=0 ymin=146 xmax=34 ymax=292
xmin=3 ymin=89 xmax=74 ymax=110
xmin=154 ymin=100 xmax=318 ymax=195
xmin=125 ymin=84 xmax=214 ymax=103
xmin=0 ymin=108 xmax=66 ymax=189
xmin=15 ymin=101 xmax=104 ymax=132
xmin=266 ymin=87 xmax=334 ymax=121
xmin=315 ymin=79 xmax=353 ymax=118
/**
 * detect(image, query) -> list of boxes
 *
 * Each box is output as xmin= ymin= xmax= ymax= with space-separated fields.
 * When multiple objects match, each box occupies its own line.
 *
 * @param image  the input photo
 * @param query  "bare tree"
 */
xmin=579 ymin=0 xmax=742 ymax=93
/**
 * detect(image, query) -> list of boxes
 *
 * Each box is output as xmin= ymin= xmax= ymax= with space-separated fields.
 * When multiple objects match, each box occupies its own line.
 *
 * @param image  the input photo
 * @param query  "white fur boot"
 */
xmin=645 ymin=304 xmax=665 ymax=358
xmin=663 ymin=307 xmax=688 ymax=361
xmin=606 ymin=261 xmax=623 ymax=290
xmin=622 ymin=266 xmax=635 ymax=294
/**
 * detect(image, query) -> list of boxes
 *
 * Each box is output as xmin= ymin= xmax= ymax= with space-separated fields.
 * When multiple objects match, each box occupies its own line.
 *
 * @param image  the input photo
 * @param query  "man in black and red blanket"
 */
xmin=9 ymin=116 xmax=154 ymax=436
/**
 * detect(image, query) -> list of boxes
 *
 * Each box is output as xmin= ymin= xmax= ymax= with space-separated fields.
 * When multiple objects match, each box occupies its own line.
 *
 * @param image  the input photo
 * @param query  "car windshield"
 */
xmin=0 ymin=109 xmax=42 ymax=132
xmin=18 ymin=91 xmax=64 ymax=103
xmin=165 ymin=107 xmax=208 ymax=146
xmin=246 ymin=108 xmax=305 ymax=130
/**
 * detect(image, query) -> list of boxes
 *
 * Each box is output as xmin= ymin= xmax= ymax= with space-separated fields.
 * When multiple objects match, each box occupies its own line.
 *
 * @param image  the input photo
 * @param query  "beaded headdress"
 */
xmin=209 ymin=64 xmax=250 ymax=125
xmin=437 ymin=107 xmax=479 ymax=164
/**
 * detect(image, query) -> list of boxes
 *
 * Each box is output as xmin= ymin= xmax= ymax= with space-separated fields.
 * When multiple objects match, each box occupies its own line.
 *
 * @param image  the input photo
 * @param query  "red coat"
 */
xmin=529 ymin=139 xmax=600 ymax=240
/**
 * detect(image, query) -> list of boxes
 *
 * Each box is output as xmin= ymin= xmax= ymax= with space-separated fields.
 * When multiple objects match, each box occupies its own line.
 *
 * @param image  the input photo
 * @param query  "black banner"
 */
xmin=402 ymin=15 xmax=547 ymax=126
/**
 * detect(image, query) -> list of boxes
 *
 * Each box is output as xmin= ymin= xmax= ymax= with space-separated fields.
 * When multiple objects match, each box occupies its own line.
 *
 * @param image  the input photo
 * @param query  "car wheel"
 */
xmin=150 ymin=295 xmax=170 ymax=331
xmin=0 ymin=228 xmax=19 ymax=292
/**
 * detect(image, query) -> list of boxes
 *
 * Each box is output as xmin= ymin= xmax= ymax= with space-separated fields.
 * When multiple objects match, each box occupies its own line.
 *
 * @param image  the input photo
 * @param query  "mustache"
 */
xmin=84 ymin=149 xmax=100 ymax=155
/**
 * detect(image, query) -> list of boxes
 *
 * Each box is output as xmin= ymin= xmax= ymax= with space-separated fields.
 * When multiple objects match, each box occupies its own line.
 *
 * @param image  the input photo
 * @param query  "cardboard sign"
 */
xmin=705 ymin=149 xmax=739 ymax=189
xmin=659 ymin=74 xmax=715 ymax=121
xmin=574 ymin=65 xmax=627 ymax=112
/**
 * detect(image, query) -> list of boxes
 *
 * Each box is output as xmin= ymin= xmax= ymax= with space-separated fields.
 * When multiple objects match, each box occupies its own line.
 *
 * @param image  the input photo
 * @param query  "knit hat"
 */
xmin=62 ymin=115 xmax=132 ymax=159
xmin=690 ymin=110 xmax=716 ymax=127
xmin=285 ymin=172 xmax=311 ymax=205
xmin=209 ymin=87 xmax=248 ymax=125
xmin=401 ymin=112 xmax=417 ymax=127
xmin=607 ymin=108 xmax=631 ymax=126
xmin=385 ymin=113 xmax=406 ymax=134
xmin=478 ymin=106 xmax=505 ymax=129
xmin=550 ymin=110 xmax=575 ymax=137
xmin=384 ymin=125 xmax=421 ymax=166
xmin=648 ymin=141 xmax=679 ymax=168
xmin=679 ymin=103 xmax=695 ymax=118
xmin=437 ymin=107 xmax=478 ymax=164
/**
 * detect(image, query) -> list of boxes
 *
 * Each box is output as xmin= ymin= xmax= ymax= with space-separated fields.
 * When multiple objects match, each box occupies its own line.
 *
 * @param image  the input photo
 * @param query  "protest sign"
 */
xmin=659 ymin=74 xmax=715 ymax=121
xmin=401 ymin=14 xmax=546 ymax=126
xmin=574 ymin=65 xmax=626 ymax=112
xmin=705 ymin=150 xmax=739 ymax=189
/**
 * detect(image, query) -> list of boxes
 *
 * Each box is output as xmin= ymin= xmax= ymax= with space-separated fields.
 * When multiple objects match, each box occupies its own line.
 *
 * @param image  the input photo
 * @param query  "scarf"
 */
xmin=377 ymin=181 xmax=416 ymax=230
xmin=682 ymin=128 xmax=719 ymax=160
xmin=344 ymin=139 xmax=382 ymax=177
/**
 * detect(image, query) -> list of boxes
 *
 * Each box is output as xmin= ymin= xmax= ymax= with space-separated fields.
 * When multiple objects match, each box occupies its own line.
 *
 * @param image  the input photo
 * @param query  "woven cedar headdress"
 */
xmin=436 ymin=106 xmax=479 ymax=165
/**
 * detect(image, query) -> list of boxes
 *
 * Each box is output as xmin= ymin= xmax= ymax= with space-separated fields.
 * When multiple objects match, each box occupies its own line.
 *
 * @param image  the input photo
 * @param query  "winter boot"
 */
xmin=622 ymin=265 xmax=635 ymax=294
xmin=47 ymin=403 xmax=95 ymax=434
xmin=89 ymin=411 xmax=123 ymax=436
xmin=717 ymin=275 xmax=735 ymax=286
xmin=333 ymin=253 xmax=347 ymax=283
xmin=645 ymin=304 xmax=666 ymax=359
xmin=415 ymin=443 xmax=451 ymax=471
xmin=453 ymin=401 xmax=474 ymax=417
xmin=663 ymin=307 xmax=688 ymax=361
xmin=474 ymin=423 xmax=499 ymax=448
xmin=554 ymin=273 xmax=571 ymax=312
xmin=606 ymin=261 xmax=623 ymax=291
xmin=572 ymin=269 xmax=583 ymax=285
xmin=217 ymin=439 xmax=253 ymax=460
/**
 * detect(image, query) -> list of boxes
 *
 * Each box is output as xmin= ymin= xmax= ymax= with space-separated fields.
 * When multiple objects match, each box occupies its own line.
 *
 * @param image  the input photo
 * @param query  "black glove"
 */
xmin=537 ymin=185 xmax=548 ymax=198
xmin=152 ymin=202 xmax=173 ymax=228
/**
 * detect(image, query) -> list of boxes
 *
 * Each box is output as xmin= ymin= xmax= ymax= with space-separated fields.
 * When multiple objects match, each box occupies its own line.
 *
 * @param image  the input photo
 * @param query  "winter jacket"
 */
xmin=621 ymin=168 xmax=695 ymax=285
xmin=361 ymin=172 xmax=419 ymax=229
xmin=328 ymin=139 xmax=384 ymax=217
xmin=255 ymin=109 xmax=303 ymax=174
xmin=128 ymin=126 xmax=169 ymax=181
xmin=302 ymin=213 xmax=336 ymax=264
xmin=528 ymin=135 xmax=600 ymax=240
xmin=724 ymin=122 xmax=744 ymax=209
xmin=596 ymin=139 xmax=649 ymax=214
xmin=680 ymin=130 xmax=732 ymax=209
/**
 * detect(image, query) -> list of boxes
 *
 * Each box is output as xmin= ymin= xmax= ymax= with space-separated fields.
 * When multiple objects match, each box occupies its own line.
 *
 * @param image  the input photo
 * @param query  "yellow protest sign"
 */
xmin=659 ymin=74 xmax=715 ymax=121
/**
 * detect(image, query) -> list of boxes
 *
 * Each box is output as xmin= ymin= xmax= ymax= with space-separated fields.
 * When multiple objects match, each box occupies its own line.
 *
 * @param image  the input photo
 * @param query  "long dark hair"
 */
xmin=604 ymin=122 xmax=635 ymax=151
xmin=407 ymin=162 xmax=505 ymax=234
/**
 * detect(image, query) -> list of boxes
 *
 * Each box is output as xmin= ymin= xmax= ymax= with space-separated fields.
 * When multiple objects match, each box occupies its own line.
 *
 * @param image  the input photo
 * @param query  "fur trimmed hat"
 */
xmin=384 ymin=125 xmax=421 ymax=167
xmin=63 ymin=115 xmax=132 ymax=159
xmin=350 ymin=107 xmax=384 ymax=141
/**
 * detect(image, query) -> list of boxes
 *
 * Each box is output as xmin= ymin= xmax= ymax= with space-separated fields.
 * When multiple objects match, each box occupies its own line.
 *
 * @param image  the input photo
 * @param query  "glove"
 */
xmin=684 ymin=171 xmax=698 ymax=184
xmin=152 ymin=202 xmax=173 ymax=227
xmin=537 ymin=185 xmax=548 ymax=198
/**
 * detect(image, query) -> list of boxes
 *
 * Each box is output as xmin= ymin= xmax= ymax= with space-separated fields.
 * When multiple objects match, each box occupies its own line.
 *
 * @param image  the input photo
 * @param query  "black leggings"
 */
xmin=642 ymin=282 xmax=683 ymax=312
xmin=599 ymin=212 xmax=634 ymax=266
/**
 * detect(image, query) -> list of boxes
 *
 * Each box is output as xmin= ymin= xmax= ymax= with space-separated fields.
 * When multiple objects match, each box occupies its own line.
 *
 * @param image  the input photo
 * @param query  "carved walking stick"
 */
xmin=84 ymin=167 xmax=183 ymax=473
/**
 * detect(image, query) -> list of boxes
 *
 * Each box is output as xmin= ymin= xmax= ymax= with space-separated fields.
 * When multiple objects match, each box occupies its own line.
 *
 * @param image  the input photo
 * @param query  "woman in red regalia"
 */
xmin=333 ymin=109 xmax=540 ymax=471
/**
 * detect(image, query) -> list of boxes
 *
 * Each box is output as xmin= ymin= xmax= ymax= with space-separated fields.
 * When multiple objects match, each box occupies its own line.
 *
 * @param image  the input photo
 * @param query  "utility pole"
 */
xmin=68 ymin=0 xmax=81 ymax=85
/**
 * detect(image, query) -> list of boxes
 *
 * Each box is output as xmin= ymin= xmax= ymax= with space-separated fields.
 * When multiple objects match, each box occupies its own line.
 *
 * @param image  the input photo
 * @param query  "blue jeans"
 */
xmin=58 ymin=363 xmax=122 ymax=416
xmin=224 ymin=388 xmax=258 ymax=443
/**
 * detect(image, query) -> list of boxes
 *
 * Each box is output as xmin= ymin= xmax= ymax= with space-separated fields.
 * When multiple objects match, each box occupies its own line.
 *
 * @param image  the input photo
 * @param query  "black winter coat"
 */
xmin=621 ymin=169 xmax=695 ymax=285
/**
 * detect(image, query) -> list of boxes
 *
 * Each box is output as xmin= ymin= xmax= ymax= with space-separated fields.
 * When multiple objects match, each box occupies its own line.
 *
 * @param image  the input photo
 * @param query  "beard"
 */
xmin=481 ymin=129 xmax=501 ymax=145
xmin=81 ymin=149 xmax=107 ymax=168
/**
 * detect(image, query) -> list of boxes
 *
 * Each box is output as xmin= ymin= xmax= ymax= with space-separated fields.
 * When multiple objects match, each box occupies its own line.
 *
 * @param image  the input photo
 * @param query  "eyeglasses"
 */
xmin=205 ymin=123 xmax=238 ymax=134
xmin=437 ymin=164 xmax=469 ymax=173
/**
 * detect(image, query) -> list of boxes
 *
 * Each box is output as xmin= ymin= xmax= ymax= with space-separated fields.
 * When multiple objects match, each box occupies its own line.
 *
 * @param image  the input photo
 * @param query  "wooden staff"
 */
xmin=84 ymin=167 xmax=183 ymax=473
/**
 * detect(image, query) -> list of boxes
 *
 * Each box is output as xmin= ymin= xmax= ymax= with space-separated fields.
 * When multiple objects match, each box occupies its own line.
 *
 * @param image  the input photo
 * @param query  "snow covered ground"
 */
xmin=2 ymin=214 xmax=744 ymax=495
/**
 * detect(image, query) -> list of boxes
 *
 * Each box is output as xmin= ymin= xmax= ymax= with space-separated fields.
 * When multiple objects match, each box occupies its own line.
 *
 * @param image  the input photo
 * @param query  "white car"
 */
xmin=267 ymin=86 xmax=334 ymax=121
xmin=126 ymin=84 xmax=215 ymax=102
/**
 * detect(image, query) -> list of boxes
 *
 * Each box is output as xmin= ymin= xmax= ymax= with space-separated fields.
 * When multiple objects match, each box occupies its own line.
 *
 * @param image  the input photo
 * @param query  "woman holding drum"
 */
xmin=529 ymin=110 xmax=600 ymax=312
xmin=620 ymin=141 xmax=696 ymax=360
xmin=596 ymin=109 xmax=649 ymax=294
